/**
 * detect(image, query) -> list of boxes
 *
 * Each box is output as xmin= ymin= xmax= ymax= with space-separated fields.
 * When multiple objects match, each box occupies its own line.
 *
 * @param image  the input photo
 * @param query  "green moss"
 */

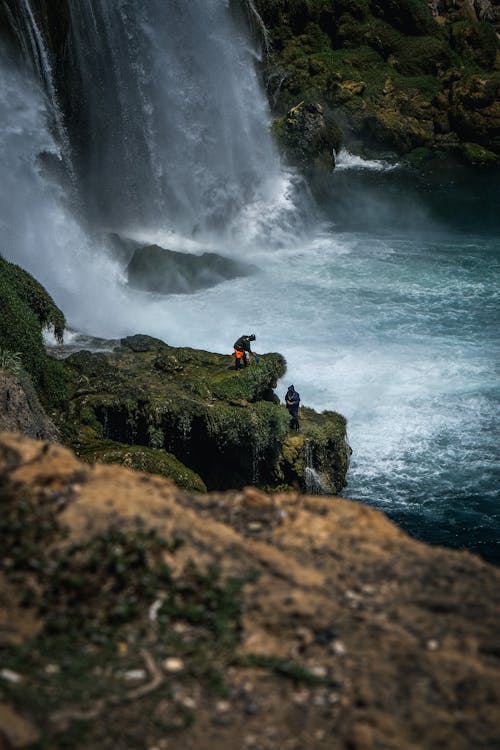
xmin=0 ymin=255 xmax=65 ymax=386
xmin=257 ymin=0 xmax=499 ymax=162
xmin=0 ymin=347 xmax=23 ymax=377
xmin=461 ymin=142 xmax=499 ymax=166
xmin=78 ymin=440 xmax=207 ymax=492
xmin=450 ymin=20 xmax=498 ymax=71
xmin=370 ymin=0 xmax=437 ymax=36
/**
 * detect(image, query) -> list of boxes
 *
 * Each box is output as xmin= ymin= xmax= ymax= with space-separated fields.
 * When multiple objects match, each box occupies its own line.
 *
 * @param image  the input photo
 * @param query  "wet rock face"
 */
xmin=273 ymin=102 xmax=342 ymax=186
xmin=1 ymin=432 xmax=499 ymax=750
xmin=126 ymin=245 xmax=255 ymax=295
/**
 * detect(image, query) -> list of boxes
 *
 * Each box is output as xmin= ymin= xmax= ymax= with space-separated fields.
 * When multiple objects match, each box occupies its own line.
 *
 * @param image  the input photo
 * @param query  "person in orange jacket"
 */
xmin=233 ymin=333 xmax=256 ymax=369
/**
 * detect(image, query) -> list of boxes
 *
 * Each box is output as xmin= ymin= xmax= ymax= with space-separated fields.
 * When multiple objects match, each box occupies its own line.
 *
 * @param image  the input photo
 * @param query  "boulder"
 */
xmin=126 ymin=245 xmax=254 ymax=295
xmin=273 ymin=102 xmax=342 ymax=187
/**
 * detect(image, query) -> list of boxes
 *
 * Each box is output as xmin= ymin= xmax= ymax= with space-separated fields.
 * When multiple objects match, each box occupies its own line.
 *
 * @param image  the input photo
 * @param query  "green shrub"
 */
xmin=0 ymin=255 xmax=65 ymax=386
xmin=0 ymin=348 xmax=23 ymax=377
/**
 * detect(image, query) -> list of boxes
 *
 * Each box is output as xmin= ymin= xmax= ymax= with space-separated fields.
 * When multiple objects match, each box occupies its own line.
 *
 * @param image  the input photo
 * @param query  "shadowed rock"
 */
xmin=126 ymin=244 xmax=255 ymax=294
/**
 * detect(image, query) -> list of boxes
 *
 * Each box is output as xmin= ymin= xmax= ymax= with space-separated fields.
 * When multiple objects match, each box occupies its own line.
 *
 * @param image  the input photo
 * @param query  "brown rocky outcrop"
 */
xmin=1 ymin=432 xmax=499 ymax=749
xmin=0 ymin=372 xmax=58 ymax=442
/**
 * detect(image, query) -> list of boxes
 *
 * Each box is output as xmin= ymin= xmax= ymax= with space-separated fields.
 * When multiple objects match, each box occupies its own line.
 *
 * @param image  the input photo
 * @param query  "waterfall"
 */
xmin=304 ymin=441 xmax=330 ymax=495
xmin=63 ymin=0 xmax=303 ymax=242
xmin=0 ymin=0 xmax=310 ymax=336
xmin=4 ymin=0 xmax=72 ymax=170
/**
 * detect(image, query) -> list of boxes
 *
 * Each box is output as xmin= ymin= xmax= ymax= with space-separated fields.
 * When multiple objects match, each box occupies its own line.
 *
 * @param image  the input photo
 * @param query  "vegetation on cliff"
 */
xmin=53 ymin=334 xmax=349 ymax=494
xmin=0 ymin=255 xmax=66 ymax=396
xmin=255 ymin=0 xmax=500 ymax=166
xmin=0 ymin=255 xmax=349 ymax=494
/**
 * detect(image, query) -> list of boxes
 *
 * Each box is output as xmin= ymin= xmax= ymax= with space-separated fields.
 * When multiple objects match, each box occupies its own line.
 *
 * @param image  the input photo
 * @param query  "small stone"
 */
xmin=245 ymin=700 xmax=259 ymax=716
xmin=313 ymin=691 xmax=327 ymax=707
xmin=332 ymin=640 xmax=347 ymax=656
xmin=123 ymin=669 xmax=147 ymax=681
xmin=292 ymin=689 xmax=310 ymax=704
xmin=173 ymin=622 xmax=189 ymax=634
xmin=310 ymin=665 xmax=327 ymax=678
xmin=215 ymin=700 xmax=231 ymax=713
xmin=0 ymin=669 xmax=22 ymax=684
xmin=163 ymin=657 xmax=184 ymax=673
xmin=44 ymin=664 xmax=60 ymax=675
xmin=427 ymin=639 xmax=440 ymax=651
xmin=179 ymin=696 xmax=197 ymax=710
xmin=247 ymin=522 xmax=263 ymax=531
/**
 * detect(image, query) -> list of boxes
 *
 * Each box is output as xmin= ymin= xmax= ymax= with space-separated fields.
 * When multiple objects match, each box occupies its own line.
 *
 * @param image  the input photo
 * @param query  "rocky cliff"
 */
xmin=255 ymin=0 xmax=500 ymax=171
xmin=1 ymin=432 xmax=499 ymax=750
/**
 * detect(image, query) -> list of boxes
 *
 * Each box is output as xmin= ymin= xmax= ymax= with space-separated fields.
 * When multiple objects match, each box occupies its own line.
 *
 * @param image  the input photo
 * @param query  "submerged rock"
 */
xmin=126 ymin=244 xmax=255 ymax=294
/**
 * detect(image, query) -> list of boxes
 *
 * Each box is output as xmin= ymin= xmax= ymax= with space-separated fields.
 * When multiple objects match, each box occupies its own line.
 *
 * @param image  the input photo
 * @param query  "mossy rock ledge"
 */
xmin=255 ymin=0 xmax=500 ymax=169
xmin=53 ymin=334 xmax=349 ymax=493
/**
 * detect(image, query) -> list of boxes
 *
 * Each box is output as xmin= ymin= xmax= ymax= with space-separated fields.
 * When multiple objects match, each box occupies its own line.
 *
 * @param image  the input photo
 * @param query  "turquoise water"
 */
xmin=118 ymin=166 xmax=499 ymax=564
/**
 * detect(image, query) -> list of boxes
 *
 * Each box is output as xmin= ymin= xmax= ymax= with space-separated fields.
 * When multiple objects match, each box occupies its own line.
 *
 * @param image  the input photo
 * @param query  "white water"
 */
xmin=1 ymin=2 xmax=499 ymax=562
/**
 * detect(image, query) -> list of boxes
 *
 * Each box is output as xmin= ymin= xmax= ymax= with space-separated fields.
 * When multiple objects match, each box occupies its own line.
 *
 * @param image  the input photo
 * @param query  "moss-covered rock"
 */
xmin=77 ymin=440 xmax=207 ymax=492
xmin=273 ymin=101 xmax=342 ymax=191
xmin=0 ymin=255 xmax=65 ymax=387
xmin=256 ymin=0 xmax=500 ymax=168
xmin=52 ymin=334 xmax=349 ymax=493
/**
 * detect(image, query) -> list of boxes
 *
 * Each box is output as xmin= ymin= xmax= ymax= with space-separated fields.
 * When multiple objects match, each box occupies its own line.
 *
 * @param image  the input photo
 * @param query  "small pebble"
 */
xmin=310 ymin=665 xmax=327 ymax=678
xmin=163 ymin=657 xmax=184 ymax=673
xmin=0 ymin=668 xmax=23 ymax=684
xmin=247 ymin=522 xmax=263 ymax=531
xmin=292 ymin=689 xmax=310 ymax=704
xmin=123 ymin=669 xmax=147 ymax=681
xmin=427 ymin=639 xmax=440 ymax=651
xmin=332 ymin=640 xmax=347 ymax=656
xmin=179 ymin=696 xmax=197 ymax=710
xmin=216 ymin=700 xmax=231 ymax=713
xmin=44 ymin=663 xmax=60 ymax=675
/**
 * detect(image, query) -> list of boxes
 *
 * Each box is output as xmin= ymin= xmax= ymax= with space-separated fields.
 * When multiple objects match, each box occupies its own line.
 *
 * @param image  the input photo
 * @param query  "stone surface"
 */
xmin=1 ymin=432 xmax=499 ymax=750
xmin=126 ymin=244 xmax=254 ymax=295
xmin=0 ymin=371 xmax=59 ymax=442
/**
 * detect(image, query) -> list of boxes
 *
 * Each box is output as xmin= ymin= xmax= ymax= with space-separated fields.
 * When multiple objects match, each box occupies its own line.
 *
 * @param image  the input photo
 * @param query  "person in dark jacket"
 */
xmin=285 ymin=384 xmax=300 ymax=431
xmin=233 ymin=333 xmax=256 ymax=369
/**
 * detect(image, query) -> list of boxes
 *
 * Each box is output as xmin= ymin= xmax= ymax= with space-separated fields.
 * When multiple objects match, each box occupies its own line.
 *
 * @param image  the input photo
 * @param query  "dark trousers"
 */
xmin=287 ymin=405 xmax=300 ymax=430
xmin=234 ymin=350 xmax=248 ymax=369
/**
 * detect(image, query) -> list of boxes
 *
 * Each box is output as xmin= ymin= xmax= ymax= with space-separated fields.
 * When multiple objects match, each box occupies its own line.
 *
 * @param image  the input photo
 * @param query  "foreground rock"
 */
xmin=0 ymin=432 xmax=499 ymax=750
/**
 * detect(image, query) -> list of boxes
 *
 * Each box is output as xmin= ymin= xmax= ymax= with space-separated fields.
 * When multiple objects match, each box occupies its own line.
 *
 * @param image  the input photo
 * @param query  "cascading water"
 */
xmin=62 ymin=0 xmax=305 ymax=242
xmin=304 ymin=441 xmax=330 ymax=495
